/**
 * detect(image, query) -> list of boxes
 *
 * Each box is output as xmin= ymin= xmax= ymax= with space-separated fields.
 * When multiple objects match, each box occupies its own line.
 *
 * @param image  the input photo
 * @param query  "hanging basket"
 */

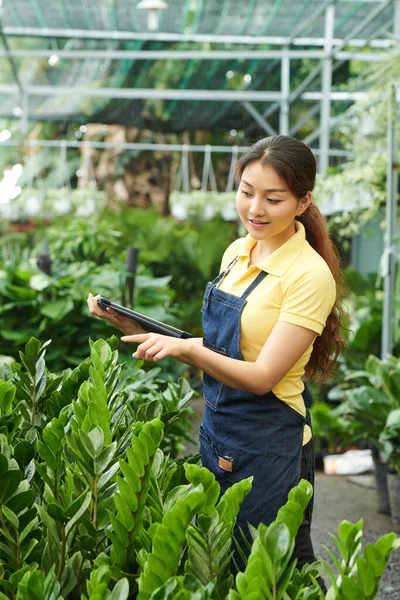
xmin=169 ymin=190 xmax=237 ymax=221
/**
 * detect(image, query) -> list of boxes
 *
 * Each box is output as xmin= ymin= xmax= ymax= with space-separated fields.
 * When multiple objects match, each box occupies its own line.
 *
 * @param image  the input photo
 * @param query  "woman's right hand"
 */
xmin=87 ymin=293 xmax=148 ymax=336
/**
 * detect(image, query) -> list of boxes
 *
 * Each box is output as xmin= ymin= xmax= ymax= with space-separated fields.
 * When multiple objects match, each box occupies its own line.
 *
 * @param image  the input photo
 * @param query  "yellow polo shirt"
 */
xmin=218 ymin=221 xmax=336 ymax=445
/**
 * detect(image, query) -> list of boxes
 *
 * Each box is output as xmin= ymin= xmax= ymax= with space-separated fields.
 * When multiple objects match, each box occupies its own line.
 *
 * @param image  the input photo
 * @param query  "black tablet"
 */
xmin=97 ymin=297 xmax=194 ymax=339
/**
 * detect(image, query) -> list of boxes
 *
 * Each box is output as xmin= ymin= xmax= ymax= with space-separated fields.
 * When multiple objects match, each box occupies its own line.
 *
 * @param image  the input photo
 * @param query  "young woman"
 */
xmin=88 ymin=135 xmax=345 ymax=583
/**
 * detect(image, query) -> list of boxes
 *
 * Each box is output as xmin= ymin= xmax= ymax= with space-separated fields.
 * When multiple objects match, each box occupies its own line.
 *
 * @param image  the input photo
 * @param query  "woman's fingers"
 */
xmin=134 ymin=336 xmax=159 ymax=360
xmin=87 ymin=293 xmax=113 ymax=322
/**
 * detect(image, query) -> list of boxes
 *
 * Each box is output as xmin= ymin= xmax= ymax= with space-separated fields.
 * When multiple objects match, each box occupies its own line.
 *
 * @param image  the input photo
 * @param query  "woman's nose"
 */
xmin=249 ymin=195 xmax=266 ymax=215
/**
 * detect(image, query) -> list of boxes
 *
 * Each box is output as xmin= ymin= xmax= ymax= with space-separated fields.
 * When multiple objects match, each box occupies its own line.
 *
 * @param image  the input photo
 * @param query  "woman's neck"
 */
xmin=249 ymin=222 xmax=297 ymax=265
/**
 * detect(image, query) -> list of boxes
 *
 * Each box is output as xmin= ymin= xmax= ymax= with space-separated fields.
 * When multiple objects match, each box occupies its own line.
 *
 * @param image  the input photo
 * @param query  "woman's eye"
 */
xmin=267 ymin=198 xmax=280 ymax=204
xmin=241 ymin=190 xmax=252 ymax=197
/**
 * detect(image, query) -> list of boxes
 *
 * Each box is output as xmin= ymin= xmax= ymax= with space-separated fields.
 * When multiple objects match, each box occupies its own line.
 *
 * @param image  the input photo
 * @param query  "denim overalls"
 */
xmin=200 ymin=257 xmax=312 ymax=538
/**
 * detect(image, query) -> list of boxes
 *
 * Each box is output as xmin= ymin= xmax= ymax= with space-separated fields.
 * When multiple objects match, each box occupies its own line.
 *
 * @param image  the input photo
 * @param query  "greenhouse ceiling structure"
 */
xmin=0 ymin=0 xmax=399 ymax=173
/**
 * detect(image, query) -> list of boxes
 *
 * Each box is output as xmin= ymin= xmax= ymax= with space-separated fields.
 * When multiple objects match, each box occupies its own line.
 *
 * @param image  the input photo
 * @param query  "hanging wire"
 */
xmin=201 ymin=144 xmax=218 ymax=193
xmin=225 ymin=145 xmax=239 ymax=192
xmin=174 ymin=145 xmax=191 ymax=195
xmin=81 ymin=141 xmax=98 ymax=189
xmin=57 ymin=140 xmax=70 ymax=188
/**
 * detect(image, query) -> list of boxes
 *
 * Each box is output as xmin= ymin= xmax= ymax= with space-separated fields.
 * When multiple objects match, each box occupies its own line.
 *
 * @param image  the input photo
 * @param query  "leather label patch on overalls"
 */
xmin=218 ymin=456 xmax=233 ymax=472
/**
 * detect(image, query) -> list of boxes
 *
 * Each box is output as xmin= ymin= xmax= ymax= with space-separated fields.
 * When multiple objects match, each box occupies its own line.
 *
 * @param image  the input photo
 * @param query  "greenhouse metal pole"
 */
xmin=280 ymin=49 xmax=290 ymax=135
xmin=381 ymin=88 xmax=398 ymax=358
xmin=319 ymin=2 xmax=335 ymax=175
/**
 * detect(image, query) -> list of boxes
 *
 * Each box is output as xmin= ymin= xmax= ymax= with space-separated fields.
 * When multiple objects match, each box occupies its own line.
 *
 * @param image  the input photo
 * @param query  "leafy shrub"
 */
xmin=0 ymin=229 xmax=175 ymax=370
xmin=0 ymin=337 xmax=398 ymax=599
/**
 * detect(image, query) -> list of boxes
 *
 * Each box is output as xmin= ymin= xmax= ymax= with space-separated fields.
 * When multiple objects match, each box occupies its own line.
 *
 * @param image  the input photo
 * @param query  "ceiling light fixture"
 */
xmin=137 ymin=0 xmax=168 ymax=32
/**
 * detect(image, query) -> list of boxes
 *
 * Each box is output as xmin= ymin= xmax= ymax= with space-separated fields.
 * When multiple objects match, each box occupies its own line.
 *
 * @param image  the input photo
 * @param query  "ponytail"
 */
xmin=296 ymin=204 xmax=347 ymax=381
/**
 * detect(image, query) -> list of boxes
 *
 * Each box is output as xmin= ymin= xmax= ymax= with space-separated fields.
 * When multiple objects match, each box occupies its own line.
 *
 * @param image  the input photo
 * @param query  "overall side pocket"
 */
xmin=199 ymin=425 xmax=234 ymax=489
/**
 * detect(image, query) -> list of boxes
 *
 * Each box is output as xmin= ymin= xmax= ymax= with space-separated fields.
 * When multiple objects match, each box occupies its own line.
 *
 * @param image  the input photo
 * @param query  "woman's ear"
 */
xmin=296 ymin=191 xmax=312 ymax=216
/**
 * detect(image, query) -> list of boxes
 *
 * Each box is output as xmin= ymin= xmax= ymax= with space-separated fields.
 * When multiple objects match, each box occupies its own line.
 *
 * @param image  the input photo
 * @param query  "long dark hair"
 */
xmin=236 ymin=135 xmax=346 ymax=381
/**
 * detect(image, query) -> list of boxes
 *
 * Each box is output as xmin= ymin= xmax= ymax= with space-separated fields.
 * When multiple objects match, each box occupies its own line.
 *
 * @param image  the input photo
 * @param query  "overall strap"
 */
xmin=217 ymin=255 xmax=239 ymax=286
xmin=241 ymin=270 xmax=268 ymax=300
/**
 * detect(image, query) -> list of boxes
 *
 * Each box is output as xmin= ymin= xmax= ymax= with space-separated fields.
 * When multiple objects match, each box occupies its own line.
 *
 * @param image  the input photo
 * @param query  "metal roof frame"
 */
xmin=0 ymin=0 xmax=398 ymax=173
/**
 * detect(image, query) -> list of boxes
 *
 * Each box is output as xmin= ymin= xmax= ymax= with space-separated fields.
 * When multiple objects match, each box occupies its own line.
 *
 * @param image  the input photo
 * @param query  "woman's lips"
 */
xmin=249 ymin=219 xmax=270 ymax=228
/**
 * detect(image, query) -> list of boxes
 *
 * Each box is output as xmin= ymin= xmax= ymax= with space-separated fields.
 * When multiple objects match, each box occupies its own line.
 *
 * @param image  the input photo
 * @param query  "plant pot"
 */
xmin=387 ymin=473 xmax=400 ymax=524
xmin=374 ymin=460 xmax=391 ymax=515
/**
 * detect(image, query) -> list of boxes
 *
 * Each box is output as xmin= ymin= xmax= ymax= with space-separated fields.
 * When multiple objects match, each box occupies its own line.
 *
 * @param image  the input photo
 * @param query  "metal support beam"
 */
xmin=261 ymin=0 xmax=394 ymax=126
xmin=242 ymin=102 xmax=276 ymax=136
xmin=1 ymin=27 xmax=393 ymax=48
xmin=0 ymin=84 xmax=369 ymax=102
xmin=319 ymin=3 xmax=335 ymax=175
xmin=20 ymin=93 xmax=29 ymax=137
xmin=0 ymin=48 xmax=389 ymax=61
xmin=3 ymin=48 xmax=392 ymax=62
xmin=303 ymin=91 xmax=389 ymax=145
xmin=0 ymin=19 xmax=24 ymax=96
xmin=280 ymin=50 xmax=290 ymax=135
xmin=0 ymin=137 xmax=353 ymax=158
xmin=289 ymin=103 xmax=321 ymax=136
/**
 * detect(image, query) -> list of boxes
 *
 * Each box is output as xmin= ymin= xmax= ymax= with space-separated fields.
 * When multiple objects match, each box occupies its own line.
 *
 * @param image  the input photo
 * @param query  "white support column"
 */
xmin=381 ymin=1 xmax=400 ymax=357
xmin=395 ymin=0 xmax=400 ymax=37
xmin=280 ymin=49 xmax=290 ymax=135
xmin=319 ymin=3 xmax=335 ymax=175
xmin=381 ymin=88 xmax=398 ymax=358
xmin=20 ymin=93 xmax=29 ymax=137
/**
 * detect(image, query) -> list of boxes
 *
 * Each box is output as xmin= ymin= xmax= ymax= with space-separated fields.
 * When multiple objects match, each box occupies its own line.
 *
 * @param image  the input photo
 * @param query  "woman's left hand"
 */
xmin=121 ymin=333 xmax=189 ymax=362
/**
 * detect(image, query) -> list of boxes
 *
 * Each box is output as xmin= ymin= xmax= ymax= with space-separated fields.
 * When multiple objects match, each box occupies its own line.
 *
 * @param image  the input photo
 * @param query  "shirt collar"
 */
xmin=237 ymin=220 xmax=306 ymax=276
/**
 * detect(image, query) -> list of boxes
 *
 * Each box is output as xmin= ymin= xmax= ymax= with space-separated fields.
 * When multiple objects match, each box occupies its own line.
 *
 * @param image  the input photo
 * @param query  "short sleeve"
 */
xmin=278 ymin=268 xmax=336 ymax=335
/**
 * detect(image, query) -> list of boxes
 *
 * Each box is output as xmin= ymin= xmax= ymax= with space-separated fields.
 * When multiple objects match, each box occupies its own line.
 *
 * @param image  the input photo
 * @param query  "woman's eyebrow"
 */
xmin=241 ymin=179 xmax=287 ymax=193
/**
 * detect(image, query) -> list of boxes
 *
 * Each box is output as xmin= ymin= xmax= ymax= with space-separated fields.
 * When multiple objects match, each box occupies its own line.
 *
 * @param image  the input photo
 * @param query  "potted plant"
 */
xmin=336 ymin=354 xmax=400 ymax=514
xmin=379 ymin=408 xmax=400 ymax=524
xmin=309 ymin=401 xmax=357 ymax=471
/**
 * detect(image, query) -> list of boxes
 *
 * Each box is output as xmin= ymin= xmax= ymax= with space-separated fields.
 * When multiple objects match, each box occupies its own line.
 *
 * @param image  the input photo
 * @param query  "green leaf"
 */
xmin=265 ymin=521 xmax=291 ymax=563
xmin=138 ymin=487 xmax=206 ymax=600
xmin=37 ymin=441 xmax=57 ymax=471
xmin=386 ymin=409 xmax=400 ymax=429
xmin=13 ymin=441 xmax=35 ymax=468
xmin=88 ymin=426 xmax=105 ymax=456
xmin=110 ymin=578 xmax=129 ymax=600
xmin=2 ymin=506 xmax=19 ymax=530
xmin=65 ymin=490 xmax=91 ymax=536
xmin=41 ymin=298 xmax=74 ymax=322
xmin=0 ymin=454 xmax=8 ymax=476
xmin=47 ymin=502 xmax=66 ymax=523
xmin=357 ymin=556 xmax=376 ymax=596
xmin=184 ymin=464 xmax=220 ymax=515
xmin=43 ymin=427 xmax=63 ymax=455
xmin=25 ymin=338 xmax=42 ymax=362
xmin=20 ymin=538 xmax=38 ymax=562
xmin=96 ymin=443 xmax=117 ymax=475
xmin=36 ymin=505 xmax=60 ymax=548
xmin=0 ymin=469 xmax=22 ymax=505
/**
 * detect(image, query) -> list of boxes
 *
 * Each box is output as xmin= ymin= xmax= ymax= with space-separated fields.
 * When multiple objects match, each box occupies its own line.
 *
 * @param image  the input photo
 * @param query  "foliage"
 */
xmin=0 ymin=337 xmax=398 ymax=599
xmin=338 ymin=266 xmax=400 ymax=371
xmin=322 ymin=518 xmax=400 ymax=600
xmin=379 ymin=408 xmax=400 ymax=474
xmin=332 ymin=354 xmax=400 ymax=455
xmin=0 ymin=208 xmax=237 ymax=370
xmin=309 ymin=402 xmax=356 ymax=454
xmin=103 ymin=207 xmax=237 ymax=336
xmin=0 ymin=223 xmax=175 ymax=370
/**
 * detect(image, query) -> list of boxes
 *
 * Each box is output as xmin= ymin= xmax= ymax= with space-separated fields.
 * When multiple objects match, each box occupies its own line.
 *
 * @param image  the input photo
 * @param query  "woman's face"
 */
xmin=236 ymin=161 xmax=310 ymax=247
